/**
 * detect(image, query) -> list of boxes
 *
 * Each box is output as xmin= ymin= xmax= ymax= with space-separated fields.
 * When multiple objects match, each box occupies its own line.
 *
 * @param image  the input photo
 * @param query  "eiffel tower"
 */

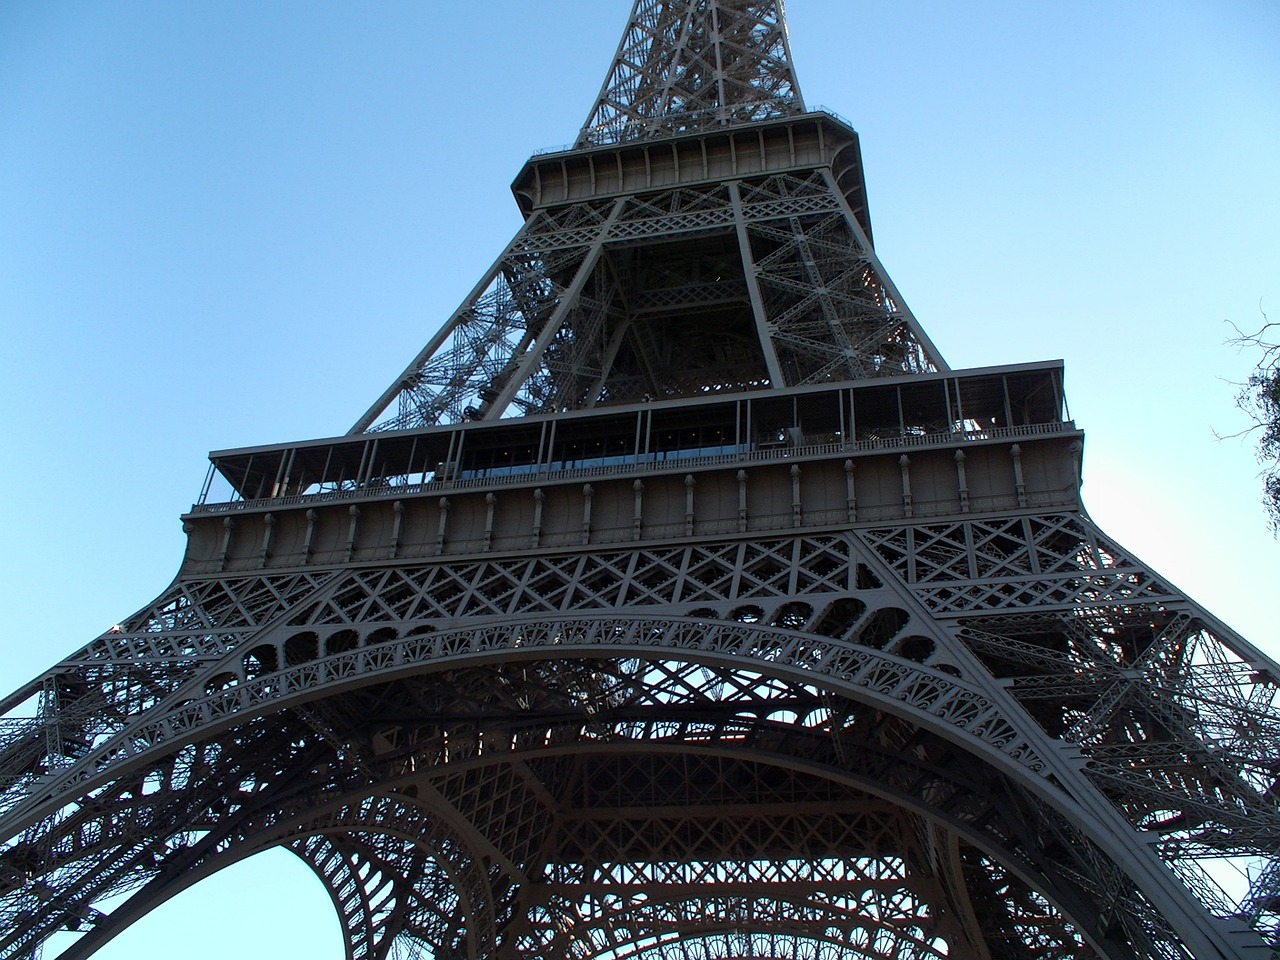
xmin=4 ymin=2 xmax=1279 ymax=958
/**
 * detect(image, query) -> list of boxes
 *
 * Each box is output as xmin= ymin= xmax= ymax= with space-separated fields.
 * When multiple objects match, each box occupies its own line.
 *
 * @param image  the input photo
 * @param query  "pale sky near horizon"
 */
xmin=2 ymin=1 xmax=1279 ymax=956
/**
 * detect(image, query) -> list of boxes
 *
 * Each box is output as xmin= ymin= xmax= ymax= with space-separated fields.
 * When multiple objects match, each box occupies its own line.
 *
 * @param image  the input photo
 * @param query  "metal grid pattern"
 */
xmin=3 ymin=521 xmax=1277 ymax=957
xmin=356 ymin=172 xmax=942 ymax=433
xmin=578 ymin=0 xmax=804 ymax=147
xmin=2 ymin=1 xmax=1278 ymax=958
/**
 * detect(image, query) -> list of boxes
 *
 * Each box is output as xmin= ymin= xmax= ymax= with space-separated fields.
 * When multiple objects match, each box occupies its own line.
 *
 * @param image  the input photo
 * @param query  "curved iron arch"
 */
xmin=5 ymin=618 xmax=1166 ymax=959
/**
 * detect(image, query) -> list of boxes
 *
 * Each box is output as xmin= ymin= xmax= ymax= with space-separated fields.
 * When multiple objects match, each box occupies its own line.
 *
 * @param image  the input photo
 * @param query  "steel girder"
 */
xmin=3 ymin=518 xmax=1278 ymax=958
xmin=6 ymin=1 xmax=1280 ymax=958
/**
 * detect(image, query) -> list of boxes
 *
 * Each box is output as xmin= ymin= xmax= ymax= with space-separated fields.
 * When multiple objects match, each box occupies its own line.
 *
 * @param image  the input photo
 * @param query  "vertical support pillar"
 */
xmin=345 ymin=506 xmax=360 ymax=561
xmin=582 ymin=484 xmax=594 ymax=545
xmin=390 ymin=501 xmax=404 ymax=558
xmin=843 ymin=459 xmax=857 ymax=522
xmin=790 ymin=464 xmax=802 ymax=526
xmin=1011 ymin=444 xmax=1027 ymax=507
xmin=260 ymin=513 xmax=275 ymax=568
xmin=436 ymin=497 xmax=450 ymax=554
xmin=532 ymin=489 xmax=544 ymax=548
xmin=728 ymin=181 xmax=787 ymax=388
xmin=954 ymin=450 xmax=969 ymax=513
xmin=736 ymin=469 xmax=748 ymax=532
xmin=303 ymin=509 xmax=317 ymax=564
xmin=684 ymin=475 xmax=696 ymax=536
xmin=484 ymin=493 xmax=497 ymax=551
xmin=632 ymin=480 xmax=644 ymax=541
xmin=219 ymin=517 xmax=234 ymax=570
xmin=899 ymin=455 xmax=913 ymax=518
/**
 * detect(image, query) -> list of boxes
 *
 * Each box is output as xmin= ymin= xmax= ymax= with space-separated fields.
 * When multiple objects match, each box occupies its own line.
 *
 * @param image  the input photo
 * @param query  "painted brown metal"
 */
xmin=2 ymin=3 xmax=1278 ymax=958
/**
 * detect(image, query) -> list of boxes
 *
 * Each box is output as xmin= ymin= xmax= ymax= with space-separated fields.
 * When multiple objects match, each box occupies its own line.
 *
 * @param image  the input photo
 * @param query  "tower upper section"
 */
xmin=349 ymin=0 xmax=947 ymax=434
xmin=577 ymin=0 xmax=805 ymax=147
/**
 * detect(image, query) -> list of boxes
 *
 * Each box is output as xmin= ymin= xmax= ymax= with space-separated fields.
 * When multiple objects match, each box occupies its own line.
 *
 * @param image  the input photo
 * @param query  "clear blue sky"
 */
xmin=2 ymin=1 xmax=1278 ymax=956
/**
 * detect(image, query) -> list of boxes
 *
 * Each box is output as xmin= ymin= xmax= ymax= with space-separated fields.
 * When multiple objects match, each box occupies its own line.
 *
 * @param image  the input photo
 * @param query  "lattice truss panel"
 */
xmin=365 ymin=200 xmax=612 ymax=431
xmin=363 ymin=171 xmax=940 ymax=432
xmin=0 ymin=534 xmax=922 ymax=818
xmin=1 ymin=657 xmax=1113 ymax=960
xmin=512 ymin=752 xmax=1098 ymax=960
xmin=2 ymin=527 xmax=1254 ymax=959
xmin=858 ymin=512 xmax=1280 ymax=941
xmin=578 ymin=0 xmax=803 ymax=147
xmin=0 ymin=571 xmax=337 ymax=813
xmin=738 ymin=176 xmax=936 ymax=385
xmin=291 ymin=795 xmax=512 ymax=960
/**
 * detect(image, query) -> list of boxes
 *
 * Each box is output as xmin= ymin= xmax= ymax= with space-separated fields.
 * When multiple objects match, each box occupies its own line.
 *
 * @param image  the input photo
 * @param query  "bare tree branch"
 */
xmin=1224 ymin=306 xmax=1280 ymax=534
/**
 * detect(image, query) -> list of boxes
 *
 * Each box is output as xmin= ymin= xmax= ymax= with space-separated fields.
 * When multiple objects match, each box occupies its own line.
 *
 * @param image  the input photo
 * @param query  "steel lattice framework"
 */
xmin=578 ymin=0 xmax=804 ymax=146
xmin=3 ymin=2 xmax=1279 ymax=959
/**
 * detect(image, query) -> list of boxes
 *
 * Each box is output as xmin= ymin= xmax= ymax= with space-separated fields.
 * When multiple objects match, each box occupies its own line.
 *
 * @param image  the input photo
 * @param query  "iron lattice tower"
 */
xmin=4 ymin=2 xmax=1279 ymax=958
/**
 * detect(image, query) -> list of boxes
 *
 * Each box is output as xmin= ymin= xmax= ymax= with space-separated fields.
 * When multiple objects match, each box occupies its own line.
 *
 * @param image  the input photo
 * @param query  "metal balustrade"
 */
xmin=191 ymin=420 xmax=1075 ymax=516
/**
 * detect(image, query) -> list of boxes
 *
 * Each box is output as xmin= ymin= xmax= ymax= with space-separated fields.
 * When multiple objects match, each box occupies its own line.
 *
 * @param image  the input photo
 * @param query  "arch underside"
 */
xmin=10 ymin=654 xmax=1125 ymax=960
xmin=4 ymin=525 xmax=1278 ymax=959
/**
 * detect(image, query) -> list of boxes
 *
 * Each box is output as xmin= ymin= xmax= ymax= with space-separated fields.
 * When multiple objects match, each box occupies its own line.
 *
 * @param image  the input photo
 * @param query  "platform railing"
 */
xmin=191 ymin=420 xmax=1076 ymax=516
